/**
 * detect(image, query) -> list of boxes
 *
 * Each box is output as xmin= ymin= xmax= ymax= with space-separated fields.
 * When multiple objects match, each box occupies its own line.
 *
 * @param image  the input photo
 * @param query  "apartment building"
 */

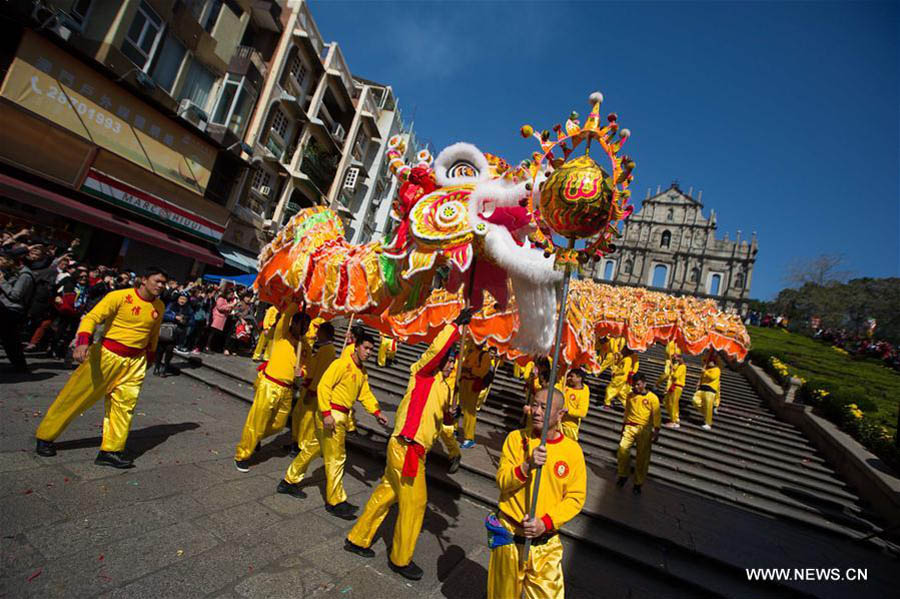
xmin=235 ymin=0 xmax=417 ymax=250
xmin=0 ymin=0 xmax=281 ymax=278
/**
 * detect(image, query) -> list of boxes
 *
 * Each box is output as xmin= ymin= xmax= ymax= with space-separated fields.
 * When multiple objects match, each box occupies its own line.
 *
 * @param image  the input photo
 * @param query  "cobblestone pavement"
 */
xmin=0 ymin=355 xmax=678 ymax=599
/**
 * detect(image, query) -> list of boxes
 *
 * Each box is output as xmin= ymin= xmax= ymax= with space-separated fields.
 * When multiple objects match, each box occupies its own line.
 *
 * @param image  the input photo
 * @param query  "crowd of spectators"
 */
xmin=0 ymin=224 xmax=264 ymax=375
xmin=813 ymin=327 xmax=900 ymax=372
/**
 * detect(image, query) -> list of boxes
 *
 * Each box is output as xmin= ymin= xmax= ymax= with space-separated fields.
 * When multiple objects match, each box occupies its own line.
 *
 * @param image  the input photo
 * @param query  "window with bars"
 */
xmin=122 ymin=1 xmax=164 ymax=71
xmin=343 ymin=167 xmax=359 ymax=190
xmin=69 ymin=0 xmax=93 ymax=28
xmin=271 ymin=107 xmax=288 ymax=138
xmin=251 ymin=167 xmax=272 ymax=192
xmin=289 ymin=55 xmax=307 ymax=85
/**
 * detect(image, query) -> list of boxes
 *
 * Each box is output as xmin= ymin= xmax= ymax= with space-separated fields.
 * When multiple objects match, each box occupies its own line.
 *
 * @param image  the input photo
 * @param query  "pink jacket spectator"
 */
xmin=210 ymin=297 xmax=234 ymax=330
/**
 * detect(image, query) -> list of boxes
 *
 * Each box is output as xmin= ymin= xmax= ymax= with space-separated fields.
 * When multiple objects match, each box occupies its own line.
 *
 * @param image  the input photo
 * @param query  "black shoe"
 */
xmin=448 ymin=455 xmax=461 ymax=474
xmin=276 ymin=479 xmax=307 ymax=499
xmin=343 ymin=539 xmax=375 ymax=558
xmin=234 ymin=459 xmax=250 ymax=472
xmin=615 ymin=476 xmax=627 ymax=488
xmin=325 ymin=501 xmax=358 ymax=520
xmin=95 ymin=451 xmax=134 ymax=469
xmin=35 ymin=439 xmax=56 ymax=457
xmin=281 ymin=443 xmax=301 ymax=456
xmin=632 ymin=484 xmax=642 ymax=495
xmin=389 ymin=559 xmax=424 ymax=581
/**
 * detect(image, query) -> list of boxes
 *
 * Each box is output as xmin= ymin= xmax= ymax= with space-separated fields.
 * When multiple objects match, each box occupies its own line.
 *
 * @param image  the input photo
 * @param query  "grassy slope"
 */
xmin=747 ymin=326 xmax=900 ymax=432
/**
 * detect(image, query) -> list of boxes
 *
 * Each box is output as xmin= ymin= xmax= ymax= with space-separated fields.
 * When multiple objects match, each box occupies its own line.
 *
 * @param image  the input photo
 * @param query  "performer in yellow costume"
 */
xmin=459 ymin=341 xmax=493 ymax=448
xmin=487 ymin=387 xmax=586 ymax=599
xmin=377 ymin=334 xmax=397 ymax=367
xmin=252 ymin=305 xmax=279 ymax=362
xmin=277 ymin=332 xmax=387 ymax=519
xmin=344 ymin=317 xmax=465 ymax=581
xmin=287 ymin=322 xmax=336 ymax=456
xmin=560 ymin=368 xmax=590 ymax=441
xmin=595 ymin=336 xmax=624 ymax=376
xmin=655 ymin=340 xmax=679 ymax=389
xmin=616 ymin=373 xmax=661 ymax=494
xmin=234 ymin=304 xmax=305 ymax=471
xmin=437 ymin=359 xmax=462 ymax=473
xmin=692 ymin=353 xmax=721 ymax=429
xmin=35 ymin=267 xmax=168 ymax=468
xmin=514 ymin=358 xmax=534 ymax=380
xmin=603 ymin=347 xmax=639 ymax=408
xmin=476 ymin=347 xmax=499 ymax=411
xmin=663 ymin=352 xmax=686 ymax=427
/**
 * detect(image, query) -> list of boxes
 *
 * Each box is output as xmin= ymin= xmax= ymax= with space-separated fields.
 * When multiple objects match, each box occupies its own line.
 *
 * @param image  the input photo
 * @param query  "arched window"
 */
xmin=710 ymin=273 xmax=722 ymax=296
xmin=603 ymin=260 xmax=615 ymax=280
xmin=690 ymin=267 xmax=700 ymax=283
xmin=623 ymin=259 xmax=633 ymax=275
xmin=661 ymin=230 xmax=671 ymax=248
xmin=652 ymin=264 xmax=668 ymax=288
xmin=734 ymin=272 xmax=745 ymax=289
xmin=666 ymin=208 xmax=674 ymax=222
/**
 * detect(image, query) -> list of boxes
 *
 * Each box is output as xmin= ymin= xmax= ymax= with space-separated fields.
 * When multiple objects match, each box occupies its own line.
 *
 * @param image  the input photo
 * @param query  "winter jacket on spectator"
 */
xmin=0 ymin=264 xmax=34 ymax=313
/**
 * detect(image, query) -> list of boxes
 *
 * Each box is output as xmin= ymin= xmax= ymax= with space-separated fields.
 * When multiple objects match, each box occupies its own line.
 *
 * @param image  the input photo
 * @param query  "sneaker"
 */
xmin=35 ymin=439 xmax=56 ymax=457
xmin=325 ymin=501 xmax=358 ymax=520
xmin=276 ymin=479 xmax=307 ymax=499
xmin=615 ymin=476 xmax=628 ymax=488
xmin=714 ymin=407 xmax=719 ymax=415
xmin=701 ymin=424 xmax=712 ymax=430
xmin=223 ymin=350 xmax=231 ymax=356
xmin=95 ymin=451 xmax=134 ymax=469
xmin=343 ymin=539 xmax=375 ymax=558
xmin=389 ymin=559 xmax=424 ymax=581
xmin=632 ymin=484 xmax=642 ymax=495
xmin=234 ymin=459 xmax=250 ymax=472
xmin=191 ymin=349 xmax=201 ymax=355
xmin=448 ymin=455 xmax=461 ymax=474
xmin=664 ymin=422 xmax=680 ymax=429
xmin=460 ymin=440 xmax=476 ymax=449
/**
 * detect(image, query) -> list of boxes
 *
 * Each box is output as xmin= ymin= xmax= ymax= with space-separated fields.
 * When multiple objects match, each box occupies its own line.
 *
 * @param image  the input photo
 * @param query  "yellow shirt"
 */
xmin=265 ymin=304 xmax=299 ymax=382
xmin=76 ymin=288 xmax=164 ymax=352
xmin=496 ymin=429 xmax=586 ymax=532
xmin=306 ymin=316 xmax=325 ymax=344
xmin=609 ymin=337 xmax=625 ymax=354
xmin=340 ymin=342 xmax=355 ymax=361
xmin=317 ymin=355 xmax=381 ymax=416
xmin=611 ymin=354 xmax=639 ymax=383
xmin=304 ymin=342 xmax=336 ymax=393
xmin=262 ymin=306 xmax=279 ymax=330
xmin=462 ymin=348 xmax=492 ymax=381
xmin=562 ymin=385 xmax=590 ymax=429
xmin=667 ymin=363 xmax=687 ymax=391
xmin=623 ymin=391 xmax=661 ymax=427
xmin=700 ymin=365 xmax=721 ymax=399
xmin=664 ymin=340 xmax=678 ymax=360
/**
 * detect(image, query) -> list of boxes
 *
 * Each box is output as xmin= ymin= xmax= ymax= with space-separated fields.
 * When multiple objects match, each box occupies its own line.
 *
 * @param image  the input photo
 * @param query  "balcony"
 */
xmin=324 ymin=45 xmax=355 ymax=107
xmin=228 ymin=46 xmax=266 ymax=89
xmin=293 ymin=2 xmax=326 ymax=62
xmin=251 ymin=0 xmax=282 ymax=32
xmin=298 ymin=142 xmax=339 ymax=199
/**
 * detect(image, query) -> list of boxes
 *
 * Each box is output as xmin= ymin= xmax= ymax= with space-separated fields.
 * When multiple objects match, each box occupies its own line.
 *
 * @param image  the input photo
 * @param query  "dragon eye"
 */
xmin=448 ymin=160 xmax=478 ymax=179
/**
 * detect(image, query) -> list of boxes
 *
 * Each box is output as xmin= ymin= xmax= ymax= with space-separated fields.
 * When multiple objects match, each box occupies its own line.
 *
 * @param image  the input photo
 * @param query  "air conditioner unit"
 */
xmin=332 ymin=123 xmax=345 ymax=142
xmin=259 ymin=185 xmax=271 ymax=197
xmin=178 ymin=99 xmax=209 ymax=132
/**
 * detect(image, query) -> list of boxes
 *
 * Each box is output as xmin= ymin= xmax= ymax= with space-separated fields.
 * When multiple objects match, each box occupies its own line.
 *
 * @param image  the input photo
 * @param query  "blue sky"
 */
xmin=309 ymin=1 xmax=899 ymax=300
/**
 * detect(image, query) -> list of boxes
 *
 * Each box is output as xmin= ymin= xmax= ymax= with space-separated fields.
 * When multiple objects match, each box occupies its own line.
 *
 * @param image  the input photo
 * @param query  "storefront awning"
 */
xmin=0 ymin=174 xmax=224 ymax=267
xmin=217 ymin=245 xmax=259 ymax=273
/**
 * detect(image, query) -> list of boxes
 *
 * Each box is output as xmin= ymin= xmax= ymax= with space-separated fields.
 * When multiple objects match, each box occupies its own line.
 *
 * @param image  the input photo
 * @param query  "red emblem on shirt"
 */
xmin=568 ymin=393 xmax=575 ymax=401
xmin=131 ymin=306 xmax=141 ymax=316
xmin=151 ymin=310 xmax=160 ymax=320
xmin=642 ymin=398 xmax=651 ymax=409
xmin=124 ymin=294 xmax=133 ymax=304
xmin=553 ymin=460 xmax=569 ymax=479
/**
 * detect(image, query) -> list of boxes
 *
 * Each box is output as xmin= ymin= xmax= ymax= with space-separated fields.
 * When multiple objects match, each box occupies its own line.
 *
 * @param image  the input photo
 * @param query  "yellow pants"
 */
xmin=560 ymin=419 xmax=579 ymax=441
xmin=439 ymin=422 xmax=461 ymax=458
xmin=290 ymin=390 xmax=316 ymax=448
xmin=377 ymin=337 xmax=396 ymax=367
xmin=692 ymin=390 xmax=716 ymax=426
xmin=284 ymin=410 xmax=348 ymax=506
xmin=604 ymin=378 xmax=629 ymax=406
xmin=617 ymin=423 xmax=653 ymax=485
xmin=476 ymin=384 xmax=491 ymax=411
xmin=487 ymin=520 xmax=564 ymax=599
xmin=36 ymin=344 xmax=146 ymax=452
xmin=596 ymin=353 xmax=617 ymax=376
xmin=251 ymin=328 xmax=275 ymax=361
xmin=234 ymin=374 xmax=293 ymax=461
xmin=665 ymin=387 xmax=683 ymax=423
xmin=460 ymin=381 xmax=479 ymax=442
xmin=347 ymin=437 xmax=427 ymax=566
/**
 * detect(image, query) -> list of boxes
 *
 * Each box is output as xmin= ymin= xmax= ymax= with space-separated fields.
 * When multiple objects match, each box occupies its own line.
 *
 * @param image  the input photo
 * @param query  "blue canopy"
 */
xmin=203 ymin=273 xmax=256 ymax=287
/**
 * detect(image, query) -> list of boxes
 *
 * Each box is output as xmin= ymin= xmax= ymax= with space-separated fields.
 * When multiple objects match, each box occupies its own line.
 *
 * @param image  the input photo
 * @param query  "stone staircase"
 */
xmin=176 ymin=324 xmax=898 ymax=598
